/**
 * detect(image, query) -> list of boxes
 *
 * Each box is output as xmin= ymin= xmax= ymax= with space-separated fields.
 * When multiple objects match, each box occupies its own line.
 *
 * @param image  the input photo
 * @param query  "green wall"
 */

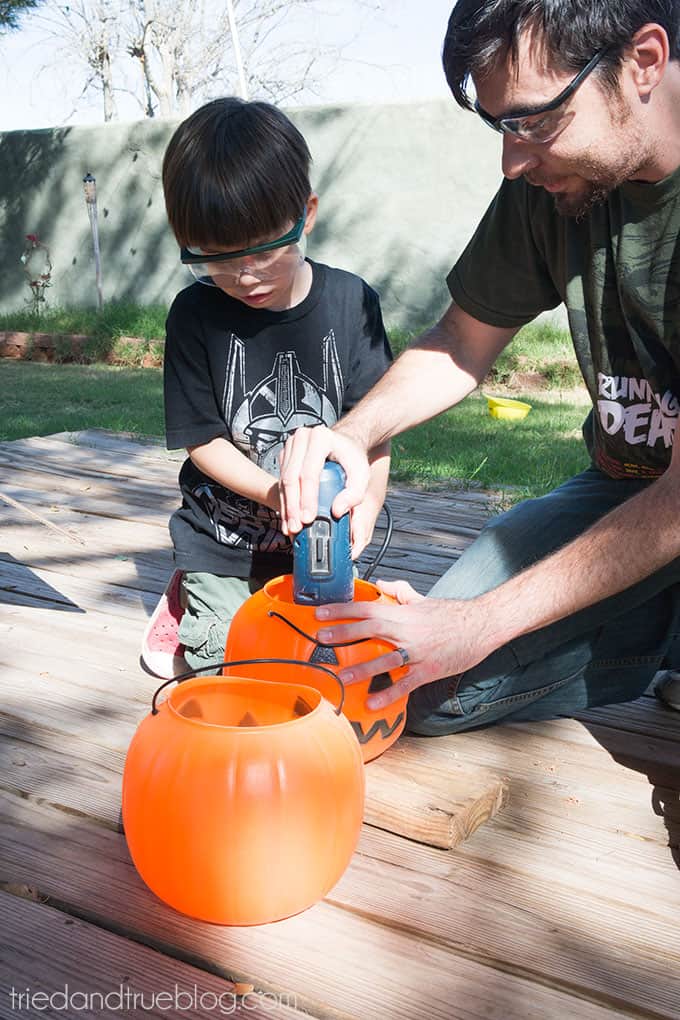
xmin=0 ymin=100 xmax=510 ymax=329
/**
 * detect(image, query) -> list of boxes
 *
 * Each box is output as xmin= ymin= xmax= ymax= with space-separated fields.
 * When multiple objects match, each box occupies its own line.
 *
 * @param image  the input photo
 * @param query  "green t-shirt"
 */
xmin=448 ymin=170 xmax=680 ymax=479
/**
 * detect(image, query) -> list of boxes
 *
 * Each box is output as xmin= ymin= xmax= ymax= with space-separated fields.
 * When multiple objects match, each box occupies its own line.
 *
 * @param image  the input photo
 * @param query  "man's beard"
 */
xmin=540 ymin=106 xmax=650 ymax=219
xmin=553 ymin=179 xmax=614 ymax=219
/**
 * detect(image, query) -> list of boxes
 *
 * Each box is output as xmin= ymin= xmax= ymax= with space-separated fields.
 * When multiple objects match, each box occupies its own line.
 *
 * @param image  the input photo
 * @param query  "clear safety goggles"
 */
xmin=474 ymin=47 xmax=610 ymax=144
xmin=180 ymin=208 xmax=307 ymax=287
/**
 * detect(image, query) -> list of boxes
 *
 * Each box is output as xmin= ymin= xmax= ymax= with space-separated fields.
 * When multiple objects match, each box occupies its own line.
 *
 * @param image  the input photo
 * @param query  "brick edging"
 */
xmin=0 ymin=331 xmax=163 ymax=367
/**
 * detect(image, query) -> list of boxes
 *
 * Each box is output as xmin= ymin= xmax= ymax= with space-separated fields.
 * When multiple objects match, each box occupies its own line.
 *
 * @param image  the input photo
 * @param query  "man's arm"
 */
xmin=479 ymin=430 xmax=680 ymax=648
xmin=315 ymin=426 xmax=680 ymax=709
xmin=279 ymin=302 xmax=518 ymax=531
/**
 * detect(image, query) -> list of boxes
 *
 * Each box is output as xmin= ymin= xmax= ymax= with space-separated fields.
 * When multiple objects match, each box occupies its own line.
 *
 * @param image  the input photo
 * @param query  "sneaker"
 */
xmin=141 ymin=570 xmax=188 ymax=679
xmin=654 ymin=670 xmax=680 ymax=711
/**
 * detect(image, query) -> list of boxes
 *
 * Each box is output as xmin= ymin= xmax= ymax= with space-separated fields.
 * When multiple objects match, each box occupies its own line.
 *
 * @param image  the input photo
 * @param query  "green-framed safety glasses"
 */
xmin=180 ymin=207 xmax=307 ymax=268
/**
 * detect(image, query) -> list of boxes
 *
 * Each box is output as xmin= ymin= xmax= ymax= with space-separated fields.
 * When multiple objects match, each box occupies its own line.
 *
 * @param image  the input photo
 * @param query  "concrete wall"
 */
xmin=0 ymin=100 xmax=531 ymax=330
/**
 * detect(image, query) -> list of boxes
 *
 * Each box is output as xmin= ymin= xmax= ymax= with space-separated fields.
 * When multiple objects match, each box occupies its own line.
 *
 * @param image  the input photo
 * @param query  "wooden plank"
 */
xmin=0 ymin=792 xmax=640 ymax=1020
xmin=0 ymin=891 xmax=309 ymax=1019
xmin=0 ymin=431 xmax=497 ymax=533
xmin=373 ymin=728 xmax=680 ymax=854
xmin=6 ymin=429 xmax=678 ymax=1017
xmin=425 ymin=714 xmax=680 ymax=792
xmin=0 ymin=476 xmax=478 ymax=572
xmin=0 ymin=599 xmax=153 ymax=674
xmin=0 ymin=519 xmax=174 ymax=590
xmin=0 ymin=464 xmax=474 ymax=597
xmin=0 ymin=659 xmax=508 ymax=852
xmin=358 ymin=810 xmax=680 ymax=930
xmin=0 ymin=557 xmax=161 ymax=618
xmin=0 ymin=530 xmax=452 ymax=599
xmin=0 ymin=430 xmax=501 ymax=523
xmin=0 ymin=470 xmax=485 ymax=556
xmin=1 ymin=701 xmax=676 ymax=1020
xmin=3 ymin=620 xmax=678 ymax=856
xmin=327 ymin=847 xmax=680 ymax=1020
xmin=0 ymin=708 xmax=508 ymax=852
xmin=0 ymin=667 xmax=151 ymax=741
xmin=0 ymin=461 xmax=178 ymax=519
xmin=49 ymin=428 xmax=182 ymax=465
xmin=3 ymin=580 xmax=678 ymax=858
xmin=0 ymin=734 xmax=126 ymax=829
xmin=0 ymin=429 xmax=488 ymax=601
xmin=364 ymin=739 xmax=508 ymax=849
xmin=0 ymin=473 xmax=473 ymax=579
xmin=0 ymin=474 xmax=174 ymax=527
xmin=0 ymin=432 xmax=181 ymax=480
xmin=578 ymin=694 xmax=680 ymax=743
xmin=4 ymin=717 xmax=678 ymax=908
xmin=4 ymin=725 xmax=679 ymax=990
xmin=20 ymin=430 xmax=502 ymax=513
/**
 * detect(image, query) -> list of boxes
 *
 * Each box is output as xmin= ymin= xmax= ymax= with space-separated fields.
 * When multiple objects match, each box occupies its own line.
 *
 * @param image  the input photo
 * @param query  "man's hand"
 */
xmin=279 ymin=425 xmax=371 ymax=534
xmin=349 ymin=494 xmax=385 ymax=559
xmin=315 ymin=581 xmax=496 ymax=710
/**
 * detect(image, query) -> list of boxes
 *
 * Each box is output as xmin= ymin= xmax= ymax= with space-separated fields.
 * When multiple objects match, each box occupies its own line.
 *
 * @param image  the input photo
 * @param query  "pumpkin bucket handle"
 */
xmin=150 ymin=658 xmax=345 ymax=717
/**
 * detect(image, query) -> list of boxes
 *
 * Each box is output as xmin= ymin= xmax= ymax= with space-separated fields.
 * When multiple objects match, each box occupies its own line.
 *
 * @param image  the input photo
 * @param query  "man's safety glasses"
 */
xmin=474 ymin=48 xmax=611 ymax=144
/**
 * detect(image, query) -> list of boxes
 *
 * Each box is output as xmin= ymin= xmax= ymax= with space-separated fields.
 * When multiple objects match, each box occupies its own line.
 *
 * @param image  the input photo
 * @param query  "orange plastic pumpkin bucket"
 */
xmin=225 ymin=576 xmax=409 ymax=762
xmin=122 ymin=662 xmax=364 ymax=926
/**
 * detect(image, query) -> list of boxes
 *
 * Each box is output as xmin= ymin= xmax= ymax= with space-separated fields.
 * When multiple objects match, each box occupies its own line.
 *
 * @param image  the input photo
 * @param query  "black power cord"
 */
xmin=360 ymin=501 xmax=393 ymax=582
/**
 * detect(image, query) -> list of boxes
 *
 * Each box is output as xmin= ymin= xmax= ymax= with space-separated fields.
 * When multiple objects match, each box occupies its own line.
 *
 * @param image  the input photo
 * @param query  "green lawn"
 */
xmin=0 ymin=359 xmax=590 ymax=498
xmin=391 ymin=390 xmax=590 ymax=497
xmin=0 ymin=361 xmax=165 ymax=439
xmin=0 ymin=302 xmax=168 ymax=343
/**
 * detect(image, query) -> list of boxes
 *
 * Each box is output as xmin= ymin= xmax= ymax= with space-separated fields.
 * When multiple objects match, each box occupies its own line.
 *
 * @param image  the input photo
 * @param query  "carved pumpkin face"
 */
xmin=225 ymin=576 xmax=409 ymax=762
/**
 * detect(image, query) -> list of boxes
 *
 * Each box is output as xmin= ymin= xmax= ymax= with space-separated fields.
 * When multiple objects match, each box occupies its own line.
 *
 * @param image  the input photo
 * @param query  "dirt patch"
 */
xmin=503 ymin=370 xmax=547 ymax=391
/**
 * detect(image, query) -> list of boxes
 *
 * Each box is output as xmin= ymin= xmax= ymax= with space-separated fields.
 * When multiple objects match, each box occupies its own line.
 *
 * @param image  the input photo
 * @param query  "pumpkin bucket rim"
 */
xmin=160 ymin=674 xmax=330 ymax=732
xmin=263 ymin=573 xmax=381 ymax=606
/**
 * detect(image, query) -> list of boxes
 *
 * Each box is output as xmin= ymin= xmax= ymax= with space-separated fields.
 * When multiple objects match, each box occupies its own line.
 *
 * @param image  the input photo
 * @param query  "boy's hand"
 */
xmin=279 ymin=425 xmax=370 ymax=534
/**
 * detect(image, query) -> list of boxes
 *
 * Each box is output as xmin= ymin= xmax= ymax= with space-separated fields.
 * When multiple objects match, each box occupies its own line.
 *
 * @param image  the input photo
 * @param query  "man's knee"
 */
xmin=405 ymin=676 xmax=491 ymax=736
xmin=429 ymin=495 xmax=560 ymax=601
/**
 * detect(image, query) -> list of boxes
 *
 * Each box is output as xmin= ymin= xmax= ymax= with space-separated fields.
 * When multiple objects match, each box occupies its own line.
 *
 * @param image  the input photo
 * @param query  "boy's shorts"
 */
xmin=178 ymin=572 xmax=267 ymax=671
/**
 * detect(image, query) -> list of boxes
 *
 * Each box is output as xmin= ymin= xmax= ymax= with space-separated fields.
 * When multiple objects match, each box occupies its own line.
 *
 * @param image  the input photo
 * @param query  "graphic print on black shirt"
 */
xmin=226 ymin=333 xmax=342 ymax=474
xmin=195 ymin=331 xmax=344 ymax=553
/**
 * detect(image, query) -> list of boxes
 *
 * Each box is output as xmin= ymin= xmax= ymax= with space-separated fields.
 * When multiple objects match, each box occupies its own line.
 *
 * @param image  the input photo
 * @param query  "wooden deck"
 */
xmin=1 ymin=430 xmax=680 ymax=1020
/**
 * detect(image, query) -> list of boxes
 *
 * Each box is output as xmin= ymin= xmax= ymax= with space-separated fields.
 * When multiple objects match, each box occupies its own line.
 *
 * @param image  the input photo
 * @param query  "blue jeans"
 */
xmin=406 ymin=466 xmax=680 ymax=735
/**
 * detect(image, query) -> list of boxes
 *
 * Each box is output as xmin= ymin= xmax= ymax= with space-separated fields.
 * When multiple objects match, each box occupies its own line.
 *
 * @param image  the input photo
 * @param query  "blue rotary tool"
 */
xmin=292 ymin=461 xmax=354 ymax=605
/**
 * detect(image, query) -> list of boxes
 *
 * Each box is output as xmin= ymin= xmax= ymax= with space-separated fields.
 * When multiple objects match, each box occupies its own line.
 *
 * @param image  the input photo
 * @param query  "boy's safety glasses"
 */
xmin=474 ymin=47 xmax=610 ymax=144
xmin=180 ymin=208 xmax=307 ymax=286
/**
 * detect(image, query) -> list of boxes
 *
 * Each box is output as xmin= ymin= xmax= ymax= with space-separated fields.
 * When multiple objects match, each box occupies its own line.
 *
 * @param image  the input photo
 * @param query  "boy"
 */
xmin=142 ymin=97 xmax=392 ymax=678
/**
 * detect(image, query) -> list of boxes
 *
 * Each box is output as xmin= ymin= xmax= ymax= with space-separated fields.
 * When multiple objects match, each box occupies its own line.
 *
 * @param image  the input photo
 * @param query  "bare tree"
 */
xmin=125 ymin=0 xmax=238 ymax=118
xmin=0 ymin=0 xmax=41 ymax=31
xmin=27 ymin=0 xmax=383 ymax=121
xmin=30 ymin=0 xmax=123 ymax=120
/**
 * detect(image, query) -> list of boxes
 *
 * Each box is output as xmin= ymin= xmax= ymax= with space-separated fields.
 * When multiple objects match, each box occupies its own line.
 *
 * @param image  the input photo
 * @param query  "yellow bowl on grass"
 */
xmin=486 ymin=396 xmax=532 ymax=421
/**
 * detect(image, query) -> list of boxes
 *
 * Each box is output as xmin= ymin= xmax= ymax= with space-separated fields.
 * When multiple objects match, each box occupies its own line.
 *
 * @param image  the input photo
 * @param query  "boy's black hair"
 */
xmin=163 ymin=97 xmax=311 ymax=250
xmin=443 ymin=0 xmax=680 ymax=110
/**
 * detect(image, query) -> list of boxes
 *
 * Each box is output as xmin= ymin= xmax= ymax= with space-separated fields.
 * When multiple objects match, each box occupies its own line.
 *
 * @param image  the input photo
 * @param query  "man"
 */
xmin=279 ymin=0 xmax=680 ymax=734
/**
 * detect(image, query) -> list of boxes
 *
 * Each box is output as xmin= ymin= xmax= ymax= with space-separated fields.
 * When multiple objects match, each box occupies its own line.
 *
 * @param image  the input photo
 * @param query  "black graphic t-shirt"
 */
xmin=448 ymin=170 xmax=680 ymax=479
xmin=164 ymin=260 xmax=393 ymax=575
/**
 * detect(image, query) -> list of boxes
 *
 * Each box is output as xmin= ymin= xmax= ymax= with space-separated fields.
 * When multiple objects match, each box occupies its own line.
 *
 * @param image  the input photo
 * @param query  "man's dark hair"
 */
xmin=162 ymin=97 xmax=311 ymax=249
xmin=443 ymin=0 xmax=680 ymax=110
